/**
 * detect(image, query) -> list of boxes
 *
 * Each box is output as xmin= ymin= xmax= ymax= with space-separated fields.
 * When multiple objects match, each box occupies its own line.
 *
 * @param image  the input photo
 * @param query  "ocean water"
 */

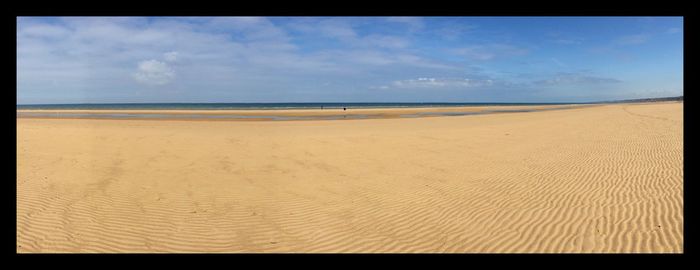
xmin=16 ymin=102 xmax=579 ymax=110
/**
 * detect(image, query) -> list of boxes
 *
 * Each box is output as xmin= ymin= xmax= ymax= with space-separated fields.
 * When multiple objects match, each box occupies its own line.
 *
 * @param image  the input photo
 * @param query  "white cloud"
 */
xmin=133 ymin=59 xmax=175 ymax=85
xmin=436 ymin=26 xmax=476 ymax=41
xmin=318 ymin=21 xmax=358 ymax=41
xmin=388 ymin=77 xmax=494 ymax=88
xmin=613 ymin=34 xmax=650 ymax=46
xmin=207 ymin=17 xmax=292 ymax=43
xmin=20 ymin=24 xmax=71 ymax=39
xmin=386 ymin=17 xmax=425 ymax=31
xmin=546 ymin=32 xmax=584 ymax=45
xmin=364 ymin=34 xmax=410 ymax=49
xmin=452 ymin=44 xmax=529 ymax=60
xmin=164 ymin=51 xmax=178 ymax=62
xmin=287 ymin=18 xmax=411 ymax=50
xmin=551 ymin=38 xmax=583 ymax=45
xmin=535 ymin=73 xmax=621 ymax=86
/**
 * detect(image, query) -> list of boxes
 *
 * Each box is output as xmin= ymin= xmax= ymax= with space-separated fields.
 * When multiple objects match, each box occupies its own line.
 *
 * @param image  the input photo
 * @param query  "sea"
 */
xmin=16 ymin=102 xmax=579 ymax=110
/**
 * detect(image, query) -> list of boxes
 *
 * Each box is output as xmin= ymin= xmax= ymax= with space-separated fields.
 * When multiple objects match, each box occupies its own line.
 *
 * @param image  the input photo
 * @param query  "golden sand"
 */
xmin=16 ymin=102 xmax=683 ymax=253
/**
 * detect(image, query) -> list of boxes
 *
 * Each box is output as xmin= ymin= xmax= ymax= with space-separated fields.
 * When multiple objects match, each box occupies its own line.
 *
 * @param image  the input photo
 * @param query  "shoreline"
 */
xmin=17 ymin=101 xmax=680 ymax=121
xmin=17 ymin=103 xmax=601 ymax=121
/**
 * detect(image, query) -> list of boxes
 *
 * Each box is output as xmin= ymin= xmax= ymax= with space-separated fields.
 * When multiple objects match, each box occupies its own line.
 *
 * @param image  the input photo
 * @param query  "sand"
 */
xmin=16 ymin=102 xmax=683 ymax=253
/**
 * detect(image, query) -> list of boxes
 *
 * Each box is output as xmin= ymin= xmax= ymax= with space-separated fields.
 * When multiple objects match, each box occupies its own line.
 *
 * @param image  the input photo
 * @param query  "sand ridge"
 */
xmin=16 ymin=102 xmax=683 ymax=253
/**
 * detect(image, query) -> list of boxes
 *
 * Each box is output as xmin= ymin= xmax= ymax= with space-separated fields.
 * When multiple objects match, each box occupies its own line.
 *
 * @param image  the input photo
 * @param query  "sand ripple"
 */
xmin=17 ymin=103 xmax=683 ymax=253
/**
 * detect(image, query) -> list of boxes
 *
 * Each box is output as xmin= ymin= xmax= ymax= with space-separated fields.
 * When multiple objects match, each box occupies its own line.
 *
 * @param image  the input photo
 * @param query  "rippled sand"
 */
xmin=17 ymin=102 xmax=683 ymax=253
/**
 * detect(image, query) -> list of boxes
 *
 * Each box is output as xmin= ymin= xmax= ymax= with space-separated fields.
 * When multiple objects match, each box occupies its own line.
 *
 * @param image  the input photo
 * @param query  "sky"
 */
xmin=17 ymin=17 xmax=683 ymax=104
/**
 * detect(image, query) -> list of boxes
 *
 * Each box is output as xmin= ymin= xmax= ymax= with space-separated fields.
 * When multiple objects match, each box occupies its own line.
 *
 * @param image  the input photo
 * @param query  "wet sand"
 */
xmin=16 ymin=104 xmax=587 ymax=120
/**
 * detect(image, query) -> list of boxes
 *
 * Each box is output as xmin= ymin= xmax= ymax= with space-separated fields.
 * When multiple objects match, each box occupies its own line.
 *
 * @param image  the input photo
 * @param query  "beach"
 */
xmin=16 ymin=102 xmax=683 ymax=253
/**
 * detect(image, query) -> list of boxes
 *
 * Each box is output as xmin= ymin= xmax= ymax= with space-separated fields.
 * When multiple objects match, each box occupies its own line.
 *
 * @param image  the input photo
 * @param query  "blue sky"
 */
xmin=17 ymin=17 xmax=683 ymax=104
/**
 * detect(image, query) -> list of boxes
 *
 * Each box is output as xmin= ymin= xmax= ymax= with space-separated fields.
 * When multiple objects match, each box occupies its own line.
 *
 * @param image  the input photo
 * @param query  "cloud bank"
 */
xmin=16 ymin=17 xmax=682 ymax=103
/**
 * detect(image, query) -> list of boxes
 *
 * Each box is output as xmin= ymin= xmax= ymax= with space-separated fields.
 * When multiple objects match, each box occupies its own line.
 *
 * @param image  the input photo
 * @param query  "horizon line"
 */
xmin=16 ymin=96 xmax=683 ymax=106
